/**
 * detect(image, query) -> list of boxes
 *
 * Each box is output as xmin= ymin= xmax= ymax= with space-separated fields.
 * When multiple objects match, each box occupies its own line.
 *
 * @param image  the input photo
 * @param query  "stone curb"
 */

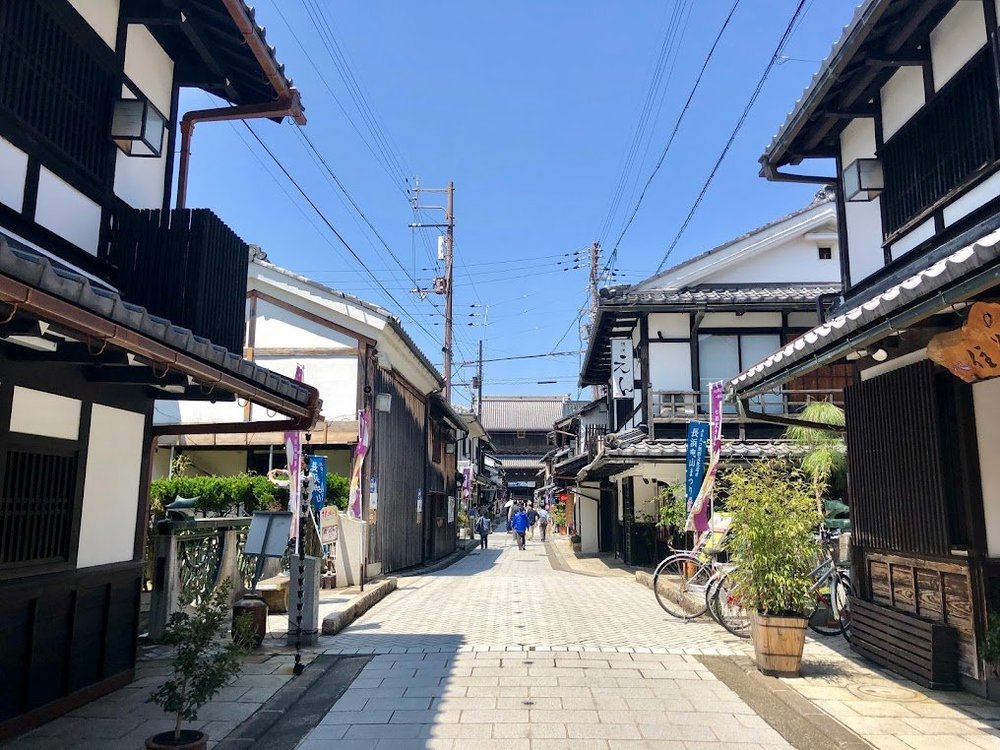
xmin=392 ymin=537 xmax=480 ymax=578
xmin=321 ymin=577 xmax=397 ymax=635
xmin=635 ymin=569 xmax=707 ymax=618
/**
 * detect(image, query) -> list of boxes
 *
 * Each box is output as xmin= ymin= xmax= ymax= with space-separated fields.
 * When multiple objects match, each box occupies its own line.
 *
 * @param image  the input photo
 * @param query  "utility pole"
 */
xmin=475 ymin=340 xmax=484 ymax=418
xmin=410 ymin=181 xmax=455 ymax=401
xmin=589 ymin=241 xmax=601 ymax=400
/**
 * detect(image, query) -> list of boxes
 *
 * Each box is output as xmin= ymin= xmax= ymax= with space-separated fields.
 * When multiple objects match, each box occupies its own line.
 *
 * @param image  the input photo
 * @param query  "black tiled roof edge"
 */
xmin=0 ymin=236 xmax=312 ymax=406
xmin=605 ymin=283 xmax=842 ymax=307
xmin=605 ymin=439 xmax=805 ymax=460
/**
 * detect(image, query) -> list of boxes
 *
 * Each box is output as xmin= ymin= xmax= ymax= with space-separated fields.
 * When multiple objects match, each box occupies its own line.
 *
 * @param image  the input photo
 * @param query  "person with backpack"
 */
xmin=475 ymin=512 xmax=492 ymax=550
xmin=526 ymin=502 xmax=539 ymax=541
xmin=537 ymin=505 xmax=550 ymax=542
xmin=511 ymin=505 xmax=529 ymax=550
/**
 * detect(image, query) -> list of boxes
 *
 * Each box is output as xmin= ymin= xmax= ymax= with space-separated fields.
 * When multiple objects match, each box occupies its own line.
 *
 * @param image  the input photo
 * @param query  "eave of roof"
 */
xmin=0 ymin=234 xmax=316 ymax=417
xmin=731 ymin=227 xmax=1000 ymax=396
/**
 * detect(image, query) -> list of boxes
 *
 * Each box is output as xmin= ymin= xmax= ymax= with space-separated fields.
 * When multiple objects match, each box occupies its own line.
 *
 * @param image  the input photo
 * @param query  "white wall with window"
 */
xmin=699 ymin=333 xmax=782 ymax=413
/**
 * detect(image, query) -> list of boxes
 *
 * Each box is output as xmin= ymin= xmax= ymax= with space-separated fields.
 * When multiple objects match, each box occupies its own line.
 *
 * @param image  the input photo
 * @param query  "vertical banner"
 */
xmin=348 ymin=409 xmax=371 ymax=519
xmin=448 ymin=496 xmax=455 ymax=523
xmin=610 ymin=338 xmax=635 ymax=399
xmin=684 ymin=422 xmax=710 ymax=511
xmin=369 ymin=477 xmax=378 ymax=510
xmin=462 ymin=468 xmax=472 ymax=507
xmin=285 ymin=365 xmax=305 ymax=539
xmin=307 ymin=455 xmax=327 ymax=514
xmin=689 ymin=382 xmax=724 ymax=533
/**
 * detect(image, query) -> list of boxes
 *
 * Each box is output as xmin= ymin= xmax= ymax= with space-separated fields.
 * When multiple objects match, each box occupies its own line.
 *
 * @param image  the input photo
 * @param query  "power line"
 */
xmin=455 ymin=350 xmax=582 ymax=366
xmin=656 ymin=0 xmax=809 ymax=273
xmin=604 ymin=0 xmax=742 ymax=277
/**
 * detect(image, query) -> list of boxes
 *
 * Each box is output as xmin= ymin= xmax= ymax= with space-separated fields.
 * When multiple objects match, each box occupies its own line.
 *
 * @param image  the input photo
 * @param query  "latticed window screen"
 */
xmin=0 ymin=1 xmax=116 ymax=183
xmin=0 ymin=448 xmax=79 ymax=568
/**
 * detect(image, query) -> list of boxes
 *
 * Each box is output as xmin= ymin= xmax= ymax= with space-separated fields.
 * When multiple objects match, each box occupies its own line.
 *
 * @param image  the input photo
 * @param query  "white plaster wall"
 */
xmin=788 ymin=312 xmax=820 ymax=328
xmin=253 ymin=355 xmax=357 ymax=422
xmin=633 ymin=477 xmax=659 ymax=522
xmin=702 ymin=312 xmax=781 ymax=328
xmin=647 ymin=313 xmax=688 ymax=339
xmin=578 ymin=495 xmax=599 ymax=553
xmin=151 ymin=447 xmax=170 ymax=480
xmin=254 ymin=300 xmax=357 ymax=349
xmin=943 ymin=170 xmax=1000 ymax=227
xmin=77 ymin=404 xmax=146 ymax=568
xmin=68 ymin=0 xmax=119 ymax=48
xmin=880 ymin=66 xmax=925 ymax=140
xmin=114 ymin=147 xmax=168 ymax=209
xmin=9 ymin=387 xmax=81 ymax=440
xmin=648 ymin=342 xmax=691 ymax=391
xmin=840 ymin=118 xmax=885 ymax=283
xmin=890 ymin=218 xmax=936 ymax=259
xmin=930 ymin=1 xmax=987 ymax=91
xmin=156 ymin=397 xmax=245 ymax=426
xmin=124 ymin=25 xmax=174 ymax=115
xmin=705 ymin=237 xmax=840 ymax=284
xmin=35 ymin=168 xmax=102 ymax=254
xmin=0 ymin=137 xmax=28 ymax=211
xmin=974 ymin=377 xmax=1000 ymax=555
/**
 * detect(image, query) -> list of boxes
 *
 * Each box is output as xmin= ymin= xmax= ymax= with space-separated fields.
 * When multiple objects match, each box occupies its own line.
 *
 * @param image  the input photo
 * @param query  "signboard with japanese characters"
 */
xmin=319 ymin=507 xmax=339 ymax=545
xmin=610 ymin=338 xmax=634 ymax=399
xmin=928 ymin=302 xmax=1000 ymax=383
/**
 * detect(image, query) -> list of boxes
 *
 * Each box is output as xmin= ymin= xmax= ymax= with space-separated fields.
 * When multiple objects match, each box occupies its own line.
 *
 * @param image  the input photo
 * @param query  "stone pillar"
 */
xmin=286 ymin=555 xmax=321 ymax=646
xmin=148 ymin=524 xmax=179 ymax=641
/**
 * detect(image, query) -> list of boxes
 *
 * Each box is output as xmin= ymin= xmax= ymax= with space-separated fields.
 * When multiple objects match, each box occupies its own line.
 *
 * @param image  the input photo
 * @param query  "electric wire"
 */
xmin=655 ymin=0 xmax=809 ymax=273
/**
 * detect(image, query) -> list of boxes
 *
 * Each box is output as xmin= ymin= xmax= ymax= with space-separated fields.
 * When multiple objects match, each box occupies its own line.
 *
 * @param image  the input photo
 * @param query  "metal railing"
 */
xmin=649 ymin=388 xmax=843 ymax=422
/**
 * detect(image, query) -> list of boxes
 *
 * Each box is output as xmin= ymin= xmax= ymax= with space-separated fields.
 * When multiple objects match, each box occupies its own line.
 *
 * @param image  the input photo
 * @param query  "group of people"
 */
xmin=471 ymin=499 xmax=551 ymax=552
xmin=507 ymin=500 xmax=549 ymax=550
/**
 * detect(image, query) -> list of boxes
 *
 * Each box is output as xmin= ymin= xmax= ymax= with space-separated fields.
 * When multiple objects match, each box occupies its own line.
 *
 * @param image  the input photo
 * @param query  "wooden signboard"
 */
xmin=928 ymin=301 xmax=1000 ymax=383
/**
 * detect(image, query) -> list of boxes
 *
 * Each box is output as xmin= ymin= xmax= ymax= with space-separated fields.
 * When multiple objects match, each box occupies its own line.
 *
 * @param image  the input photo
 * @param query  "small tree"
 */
xmin=655 ymin=482 xmax=687 ymax=532
xmin=149 ymin=580 xmax=253 ymax=743
xmin=784 ymin=400 xmax=846 ymax=515
xmin=726 ymin=460 xmax=822 ymax=616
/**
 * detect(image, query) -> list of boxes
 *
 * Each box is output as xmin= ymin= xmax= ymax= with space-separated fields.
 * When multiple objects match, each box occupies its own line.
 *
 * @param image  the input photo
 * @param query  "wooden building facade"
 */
xmin=730 ymin=0 xmax=1000 ymax=693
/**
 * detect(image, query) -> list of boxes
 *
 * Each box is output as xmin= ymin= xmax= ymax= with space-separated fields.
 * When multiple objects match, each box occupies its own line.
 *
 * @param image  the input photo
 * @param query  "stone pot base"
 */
xmin=145 ymin=729 xmax=207 ymax=750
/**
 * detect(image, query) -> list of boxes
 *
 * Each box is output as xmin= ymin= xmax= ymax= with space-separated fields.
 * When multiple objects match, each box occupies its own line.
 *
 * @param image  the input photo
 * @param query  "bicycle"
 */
xmin=706 ymin=566 xmax=751 ymax=638
xmin=652 ymin=515 xmax=731 ymax=620
xmin=807 ymin=529 xmax=852 ymax=640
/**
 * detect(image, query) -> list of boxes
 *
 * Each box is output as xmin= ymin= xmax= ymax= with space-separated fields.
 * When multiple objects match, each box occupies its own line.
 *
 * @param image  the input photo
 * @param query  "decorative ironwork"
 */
xmin=175 ymin=528 xmax=223 ymax=607
xmin=235 ymin=528 xmax=256 ymax=591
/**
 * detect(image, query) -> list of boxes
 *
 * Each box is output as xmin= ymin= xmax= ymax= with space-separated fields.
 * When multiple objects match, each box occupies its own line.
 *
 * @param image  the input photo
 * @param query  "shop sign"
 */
xmin=929 ymin=302 xmax=1000 ymax=383
xmin=319 ymin=506 xmax=339 ymax=545
xmin=611 ymin=338 xmax=634 ymax=399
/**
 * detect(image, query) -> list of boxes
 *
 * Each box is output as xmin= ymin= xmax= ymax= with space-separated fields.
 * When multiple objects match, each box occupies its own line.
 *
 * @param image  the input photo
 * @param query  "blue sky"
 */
xmin=180 ymin=1 xmax=858 ymax=409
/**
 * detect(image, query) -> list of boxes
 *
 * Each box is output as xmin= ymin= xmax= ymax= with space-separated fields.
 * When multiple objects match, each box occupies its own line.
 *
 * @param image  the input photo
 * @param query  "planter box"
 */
xmin=751 ymin=612 xmax=807 ymax=678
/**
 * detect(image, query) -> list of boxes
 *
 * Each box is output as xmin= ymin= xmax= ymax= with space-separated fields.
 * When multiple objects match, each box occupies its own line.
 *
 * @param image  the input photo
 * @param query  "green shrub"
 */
xmin=656 ymin=483 xmax=687 ymax=531
xmin=726 ymin=460 xmax=822 ymax=617
xmin=551 ymin=503 xmax=566 ymax=527
xmin=149 ymin=474 xmax=281 ymax=519
xmin=570 ymin=533 xmax=581 ymax=544
xmin=325 ymin=473 xmax=349 ymax=510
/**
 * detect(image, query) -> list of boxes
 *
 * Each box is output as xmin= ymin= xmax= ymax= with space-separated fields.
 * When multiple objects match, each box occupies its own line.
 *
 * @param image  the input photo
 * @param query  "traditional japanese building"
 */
xmin=730 ymin=0 xmax=1000 ymax=693
xmin=0 ymin=0 xmax=324 ymax=737
xmin=576 ymin=193 xmax=849 ymax=564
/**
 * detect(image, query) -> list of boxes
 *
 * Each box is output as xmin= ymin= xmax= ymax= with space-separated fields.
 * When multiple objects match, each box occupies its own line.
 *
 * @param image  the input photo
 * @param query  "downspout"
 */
xmin=176 ymin=0 xmax=307 ymax=209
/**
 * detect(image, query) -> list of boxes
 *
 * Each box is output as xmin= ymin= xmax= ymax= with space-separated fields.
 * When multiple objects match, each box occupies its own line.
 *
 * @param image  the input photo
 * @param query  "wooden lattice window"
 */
xmin=0 ymin=1 xmax=116 ymax=184
xmin=0 ymin=445 xmax=79 ymax=570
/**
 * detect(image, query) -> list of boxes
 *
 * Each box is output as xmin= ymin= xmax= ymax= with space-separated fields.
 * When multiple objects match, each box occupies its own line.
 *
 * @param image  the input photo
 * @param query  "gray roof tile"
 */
xmin=480 ymin=396 xmax=589 ymax=431
xmin=606 ymin=284 xmax=841 ymax=308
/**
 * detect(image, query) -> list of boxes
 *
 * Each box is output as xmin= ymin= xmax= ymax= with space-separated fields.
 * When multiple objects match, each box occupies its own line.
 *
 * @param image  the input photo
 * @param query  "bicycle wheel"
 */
xmin=705 ymin=574 xmax=724 ymax=624
xmin=653 ymin=553 xmax=711 ymax=620
xmin=713 ymin=569 xmax=751 ymax=638
xmin=836 ymin=573 xmax=853 ymax=642
xmin=808 ymin=575 xmax=845 ymax=637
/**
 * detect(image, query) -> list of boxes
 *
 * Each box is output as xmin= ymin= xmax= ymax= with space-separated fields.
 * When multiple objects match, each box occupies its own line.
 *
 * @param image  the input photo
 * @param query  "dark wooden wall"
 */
xmin=369 ymin=367 xmax=426 ymax=573
xmin=0 ymin=562 xmax=141 ymax=739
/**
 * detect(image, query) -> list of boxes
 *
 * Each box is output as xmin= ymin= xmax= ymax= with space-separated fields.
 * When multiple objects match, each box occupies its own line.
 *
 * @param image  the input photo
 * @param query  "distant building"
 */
xmin=479 ymin=396 xmax=588 ymax=502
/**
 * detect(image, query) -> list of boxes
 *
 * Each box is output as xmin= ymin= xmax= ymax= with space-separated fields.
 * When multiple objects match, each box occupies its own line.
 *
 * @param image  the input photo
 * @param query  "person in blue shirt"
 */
xmin=511 ymin=505 xmax=529 ymax=550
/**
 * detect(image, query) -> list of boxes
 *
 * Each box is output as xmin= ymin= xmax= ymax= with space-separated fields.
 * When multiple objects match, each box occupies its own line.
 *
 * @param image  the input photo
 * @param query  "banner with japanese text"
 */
xmin=348 ymin=408 xmax=371 ymax=519
xmin=688 ymin=381 xmax=724 ymax=533
xmin=684 ymin=421 xmax=710 ymax=511
xmin=285 ymin=365 xmax=304 ymax=539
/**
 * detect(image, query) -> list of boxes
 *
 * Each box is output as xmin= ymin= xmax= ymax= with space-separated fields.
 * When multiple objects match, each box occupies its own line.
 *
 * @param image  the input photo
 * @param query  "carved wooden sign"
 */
xmin=928 ymin=301 xmax=1000 ymax=383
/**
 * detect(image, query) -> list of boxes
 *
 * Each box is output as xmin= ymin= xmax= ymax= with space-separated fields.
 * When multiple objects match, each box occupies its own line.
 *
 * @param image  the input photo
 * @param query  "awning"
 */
xmin=0 ymin=235 xmax=320 ymax=423
xmin=730 ymin=228 xmax=1000 ymax=398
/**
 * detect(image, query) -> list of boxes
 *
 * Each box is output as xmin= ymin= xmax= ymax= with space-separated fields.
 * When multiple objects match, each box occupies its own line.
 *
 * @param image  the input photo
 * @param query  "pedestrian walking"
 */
xmin=475 ymin=512 xmax=492 ymax=549
xmin=537 ymin=505 xmax=550 ymax=541
xmin=511 ymin=505 xmax=529 ymax=550
xmin=526 ymin=503 xmax=539 ymax=541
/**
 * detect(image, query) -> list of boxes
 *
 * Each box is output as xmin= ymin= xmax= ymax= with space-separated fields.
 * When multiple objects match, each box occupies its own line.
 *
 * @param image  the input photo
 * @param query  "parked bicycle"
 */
xmin=652 ymin=515 xmax=731 ymax=620
xmin=807 ymin=528 xmax=853 ymax=640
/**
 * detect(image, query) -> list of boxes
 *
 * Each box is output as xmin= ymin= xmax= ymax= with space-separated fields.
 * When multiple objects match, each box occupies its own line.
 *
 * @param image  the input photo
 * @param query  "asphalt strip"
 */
xmin=216 ymin=654 xmax=371 ymax=750
xmin=697 ymin=655 xmax=873 ymax=750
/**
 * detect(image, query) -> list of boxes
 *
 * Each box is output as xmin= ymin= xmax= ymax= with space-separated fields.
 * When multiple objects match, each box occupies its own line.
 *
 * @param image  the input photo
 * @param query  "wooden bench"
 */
xmin=851 ymin=597 xmax=958 ymax=689
xmin=256 ymin=575 xmax=289 ymax=613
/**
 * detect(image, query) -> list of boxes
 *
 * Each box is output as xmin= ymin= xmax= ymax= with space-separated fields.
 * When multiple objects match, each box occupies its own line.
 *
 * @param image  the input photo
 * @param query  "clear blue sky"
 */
xmin=180 ymin=1 xmax=858 ymax=409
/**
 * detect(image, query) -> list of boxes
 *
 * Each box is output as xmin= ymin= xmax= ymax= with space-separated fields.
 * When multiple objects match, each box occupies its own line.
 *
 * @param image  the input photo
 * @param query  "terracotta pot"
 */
xmin=145 ymin=729 xmax=207 ymax=750
xmin=750 ymin=611 xmax=808 ymax=678
xmin=232 ymin=595 xmax=268 ymax=649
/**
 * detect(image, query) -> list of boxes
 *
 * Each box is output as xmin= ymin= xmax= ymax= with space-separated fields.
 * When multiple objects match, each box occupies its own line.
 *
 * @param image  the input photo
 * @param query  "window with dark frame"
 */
xmin=0 ymin=440 xmax=81 ymax=571
xmin=818 ymin=246 xmax=832 ymax=260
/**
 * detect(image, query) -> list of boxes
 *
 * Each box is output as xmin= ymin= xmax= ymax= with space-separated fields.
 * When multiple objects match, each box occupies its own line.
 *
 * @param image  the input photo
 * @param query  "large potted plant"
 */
xmin=726 ymin=460 xmax=822 ymax=677
xmin=147 ymin=580 xmax=252 ymax=749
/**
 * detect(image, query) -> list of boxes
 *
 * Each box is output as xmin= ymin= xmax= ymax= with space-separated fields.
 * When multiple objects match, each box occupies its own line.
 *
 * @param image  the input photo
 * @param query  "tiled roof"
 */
xmin=731 ymin=227 xmax=1000 ymax=396
xmin=0 ymin=233 xmax=314 ymax=409
xmin=500 ymin=456 xmax=545 ymax=470
xmin=480 ymin=396 xmax=589 ymax=431
xmin=605 ymin=439 xmax=803 ymax=460
xmin=604 ymin=284 xmax=841 ymax=308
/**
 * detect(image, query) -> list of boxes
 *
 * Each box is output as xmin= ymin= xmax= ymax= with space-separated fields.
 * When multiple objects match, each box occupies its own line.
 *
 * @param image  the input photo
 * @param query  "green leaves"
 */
xmin=725 ymin=460 xmax=822 ymax=616
xmin=148 ymin=579 xmax=252 ymax=739
xmin=656 ymin=483 xmax=687 ymax=531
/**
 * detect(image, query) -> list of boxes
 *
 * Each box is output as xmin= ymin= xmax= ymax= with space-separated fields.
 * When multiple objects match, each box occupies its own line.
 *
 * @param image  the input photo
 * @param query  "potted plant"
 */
xmin=147 ymin=580 xmax=253 ymax=749
xmin=551 ymin=503 xmax=567 ymax=533
xmin=981 ymin=612 xmax=1000 ymax=698
xmin=570 ymin=533 xmax=581 ymax=553
xmin=726 ymin=460 xmax=822 ymax=677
